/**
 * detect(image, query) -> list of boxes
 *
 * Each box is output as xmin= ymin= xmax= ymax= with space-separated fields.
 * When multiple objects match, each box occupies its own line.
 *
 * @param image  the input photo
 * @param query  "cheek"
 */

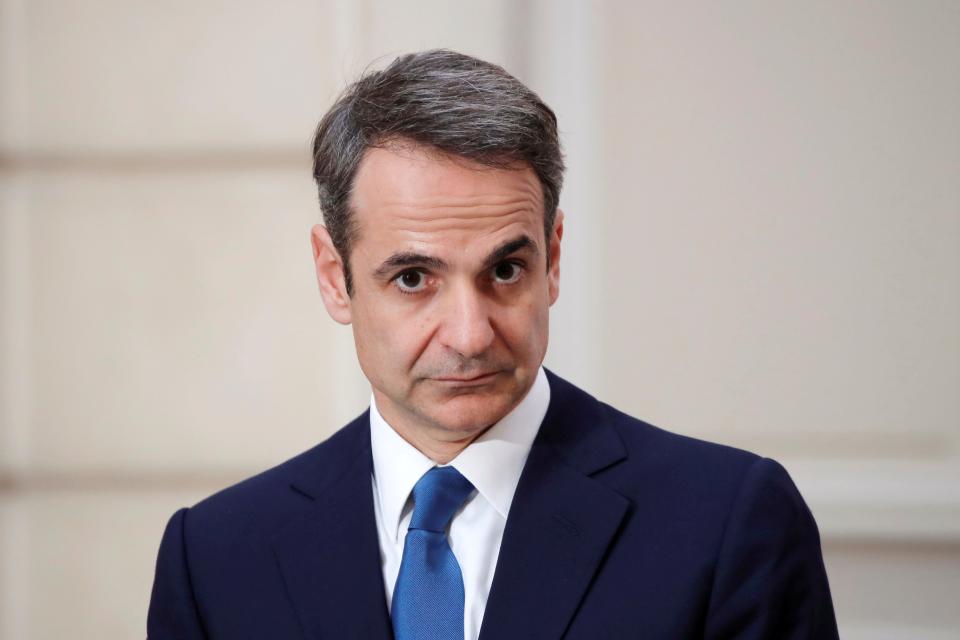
xmin=501 ymin=298 xmax=549 ymax=352
xmin=352 ymin=302 xmax=398 ymax=371
xmin=355 ymin=300 xmax=435 ymax=370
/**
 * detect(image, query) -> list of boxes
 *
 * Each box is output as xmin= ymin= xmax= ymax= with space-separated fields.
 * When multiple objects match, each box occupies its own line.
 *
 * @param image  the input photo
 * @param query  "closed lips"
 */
xmin=434 ymin=372 xmax=498 ymax=382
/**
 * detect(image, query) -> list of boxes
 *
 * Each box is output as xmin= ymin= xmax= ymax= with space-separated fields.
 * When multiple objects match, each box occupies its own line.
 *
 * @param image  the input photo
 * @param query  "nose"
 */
xmin=437 ymin=282 xmax=495 ymax=359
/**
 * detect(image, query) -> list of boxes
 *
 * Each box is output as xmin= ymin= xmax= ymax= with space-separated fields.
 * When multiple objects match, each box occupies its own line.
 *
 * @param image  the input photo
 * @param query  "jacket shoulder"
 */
xmin=601 ymin=399 xmax=760 ymax=476
xmin=545 ymin=370 xmax=764 ymax=507
xmin=546 ymin=369 xmax=761 ymax=478
xmin=185 ymin=410 xmax=370 ymax=532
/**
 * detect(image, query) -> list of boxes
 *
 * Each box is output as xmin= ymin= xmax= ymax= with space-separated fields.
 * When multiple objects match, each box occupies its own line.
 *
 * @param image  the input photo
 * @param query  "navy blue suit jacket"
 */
xmin=148 ymin=370 xmax=839 ymax=639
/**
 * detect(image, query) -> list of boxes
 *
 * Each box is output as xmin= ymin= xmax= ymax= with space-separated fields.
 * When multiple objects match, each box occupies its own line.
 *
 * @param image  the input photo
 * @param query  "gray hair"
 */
xmin=311 ymin=49 xmax=565 ymax=295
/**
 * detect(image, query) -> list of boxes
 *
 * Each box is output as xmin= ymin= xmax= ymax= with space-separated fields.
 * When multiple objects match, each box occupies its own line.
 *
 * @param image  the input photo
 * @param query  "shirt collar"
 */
xmin=370 ymin=366 xmax=550 ymax=543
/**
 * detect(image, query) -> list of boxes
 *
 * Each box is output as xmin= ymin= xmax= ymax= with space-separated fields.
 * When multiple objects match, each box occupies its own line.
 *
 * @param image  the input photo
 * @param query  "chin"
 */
xmin=427 ymin=394 xmax=516 ymax=435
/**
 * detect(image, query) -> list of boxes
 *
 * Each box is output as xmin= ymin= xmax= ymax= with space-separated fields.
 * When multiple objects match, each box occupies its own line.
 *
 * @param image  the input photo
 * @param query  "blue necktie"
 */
xmin=392 ymin=466 xmax=475 ymax=640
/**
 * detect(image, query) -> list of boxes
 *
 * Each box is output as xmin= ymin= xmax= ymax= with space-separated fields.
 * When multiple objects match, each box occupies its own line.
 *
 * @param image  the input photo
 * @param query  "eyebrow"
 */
xmin=482 ymin=234 xmax=539 ymax=269
xmin=371 ymin=234 xmax=539 ymax=281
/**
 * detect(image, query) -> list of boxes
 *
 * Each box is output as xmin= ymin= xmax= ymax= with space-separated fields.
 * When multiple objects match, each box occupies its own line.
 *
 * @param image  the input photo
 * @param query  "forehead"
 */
xmin=349 ymin=145 xmax=544 ymax=256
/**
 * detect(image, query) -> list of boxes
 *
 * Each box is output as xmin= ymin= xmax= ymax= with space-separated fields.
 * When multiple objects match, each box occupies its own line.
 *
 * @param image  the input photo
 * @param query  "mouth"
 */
xmin=432 ymin=371 xmax=502 ymax=385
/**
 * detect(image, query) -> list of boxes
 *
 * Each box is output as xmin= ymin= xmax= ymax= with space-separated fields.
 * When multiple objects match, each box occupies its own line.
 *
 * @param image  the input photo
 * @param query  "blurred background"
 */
xmin=1 ymin=1 xmax=958 ymax=638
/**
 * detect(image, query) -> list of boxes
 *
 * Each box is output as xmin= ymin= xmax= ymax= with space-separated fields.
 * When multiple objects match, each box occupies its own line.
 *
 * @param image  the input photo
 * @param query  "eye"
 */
xmin=491 ymin=261 xmax=523 ymax=284
xmin=393 ymin=269 xmax=428 ymax=294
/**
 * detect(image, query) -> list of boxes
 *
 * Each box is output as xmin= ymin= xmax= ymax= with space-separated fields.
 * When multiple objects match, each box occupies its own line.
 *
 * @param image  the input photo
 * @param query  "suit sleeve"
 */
xmin=704 ymin=458 xmax=840 ymax=640
xmin=147 ymin=507 xmax=208 ymax=639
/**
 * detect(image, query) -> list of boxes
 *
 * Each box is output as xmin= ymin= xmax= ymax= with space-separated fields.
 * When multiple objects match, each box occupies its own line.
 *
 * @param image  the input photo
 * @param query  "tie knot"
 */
xmin=409 ymin=466 xmax=475 ymax=533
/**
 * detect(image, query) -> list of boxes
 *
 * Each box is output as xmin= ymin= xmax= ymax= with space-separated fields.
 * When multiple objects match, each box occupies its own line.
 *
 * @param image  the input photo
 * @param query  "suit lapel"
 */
xmin=271 ymin=414 xmax=393 ymax=640
xmin=479 ymin=371 xmax=630 ymax=640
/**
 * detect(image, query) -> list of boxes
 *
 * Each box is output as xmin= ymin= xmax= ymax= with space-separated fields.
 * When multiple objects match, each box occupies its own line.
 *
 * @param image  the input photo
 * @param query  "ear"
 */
xmin=547 ymin=208 xmax=563 ymax=306
xmin=311 ymin=224 xmax=352 ymax=325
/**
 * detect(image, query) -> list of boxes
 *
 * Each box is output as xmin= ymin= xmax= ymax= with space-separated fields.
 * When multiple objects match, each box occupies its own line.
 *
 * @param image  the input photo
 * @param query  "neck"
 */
xmin=390 ymin=427 xmax=482 ymax=465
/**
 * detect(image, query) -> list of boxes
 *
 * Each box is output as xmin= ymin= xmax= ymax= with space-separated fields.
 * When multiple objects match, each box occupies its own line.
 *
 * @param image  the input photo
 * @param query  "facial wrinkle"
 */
xmin=391 ymin=222 xmax=538 ymax=263
xmin=377 ymin=189 xmax=541 ymax=210
xmin=378 ymin=198 xmax=540 ymax=224
xmin=385 ymin=213 xmax=537 ymax=238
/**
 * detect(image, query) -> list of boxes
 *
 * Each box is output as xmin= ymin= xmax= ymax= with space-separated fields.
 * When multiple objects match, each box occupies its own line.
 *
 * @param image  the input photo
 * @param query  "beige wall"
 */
xmin=2 ymin=1 xmax=958 ymax=638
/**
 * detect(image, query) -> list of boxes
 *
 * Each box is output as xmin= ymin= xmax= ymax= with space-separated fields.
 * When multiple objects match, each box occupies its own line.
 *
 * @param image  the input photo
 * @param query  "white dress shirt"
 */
xmin=370 ymin=367 xmax=550 ymax=640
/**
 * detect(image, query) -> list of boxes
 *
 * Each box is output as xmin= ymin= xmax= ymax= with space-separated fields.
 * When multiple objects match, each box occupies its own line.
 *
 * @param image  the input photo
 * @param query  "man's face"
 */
xmin=317 ymin=144 xmax=562 ymax=445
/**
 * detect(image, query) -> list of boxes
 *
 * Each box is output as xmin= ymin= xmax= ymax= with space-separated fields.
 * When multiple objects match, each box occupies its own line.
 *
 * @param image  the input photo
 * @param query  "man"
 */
xmin=148 ymin=50 xmax=839 ymax=639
